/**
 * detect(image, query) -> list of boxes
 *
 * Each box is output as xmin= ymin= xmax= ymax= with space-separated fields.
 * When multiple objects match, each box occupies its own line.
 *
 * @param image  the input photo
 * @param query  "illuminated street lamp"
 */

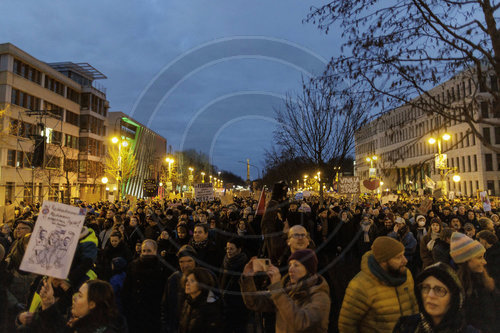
xmin=101 ymin=177 xmax=108 ymax=184
xmin=201 ymin=172 xmax=205 ymax=183
xmin=428 ymin=133 xmax=452 ymax=195
xmin=111 ymin=136 xmax=130 ymax=200
xmin=365 ymin=155 xmax=378 ymax=179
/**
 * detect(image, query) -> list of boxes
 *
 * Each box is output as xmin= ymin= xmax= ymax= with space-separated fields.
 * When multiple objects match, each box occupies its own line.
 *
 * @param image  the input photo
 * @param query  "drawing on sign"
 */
xmin=20 ymin=201 xmax=86 ymax=279
xmin=338 ymin=177 xmax=360 ymax=194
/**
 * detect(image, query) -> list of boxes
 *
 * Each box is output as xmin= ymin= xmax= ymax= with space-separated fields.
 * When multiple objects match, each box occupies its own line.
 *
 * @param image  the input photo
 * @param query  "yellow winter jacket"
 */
xmin=338 ymin=251 xmax=418 ymax=333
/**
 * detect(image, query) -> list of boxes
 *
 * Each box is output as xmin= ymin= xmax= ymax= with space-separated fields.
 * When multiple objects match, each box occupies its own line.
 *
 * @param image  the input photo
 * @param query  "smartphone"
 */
xmin=253 ymin=258 xmax=271 ymax=272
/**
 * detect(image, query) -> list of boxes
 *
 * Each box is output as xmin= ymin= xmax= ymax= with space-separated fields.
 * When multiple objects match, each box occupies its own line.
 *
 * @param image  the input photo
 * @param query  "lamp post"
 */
xmin=303 ymin=174 xmax=308 ymax=188
xmin=164 ymin=157 xmax=175 ymax=192
xmin=365 ymin=155 xmax=378 ymax=179
xmin=201 ymin=172 xmax=205 ymax=183
xmin=111 ymin=136 xmax=129 ymax=200
xmin=428 ymin=133 xmax=451 ymax=195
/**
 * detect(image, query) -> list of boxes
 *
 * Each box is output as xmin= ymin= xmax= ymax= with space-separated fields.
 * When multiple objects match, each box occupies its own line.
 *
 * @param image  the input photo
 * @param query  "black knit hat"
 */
xmin=288 ymin=249 xmax=318 ymax=274
xmin=176 ymin=245 xmax=197 ymax=259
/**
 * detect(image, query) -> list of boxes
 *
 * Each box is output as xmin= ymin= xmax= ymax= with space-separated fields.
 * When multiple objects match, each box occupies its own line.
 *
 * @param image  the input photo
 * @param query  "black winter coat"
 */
xmin=122 ymin=255 xmax=167 ymax=333
xmin=179 ymin=291 xmax=221 ymax=333
xmin=220 ymin=252 xmax=248 ymax=319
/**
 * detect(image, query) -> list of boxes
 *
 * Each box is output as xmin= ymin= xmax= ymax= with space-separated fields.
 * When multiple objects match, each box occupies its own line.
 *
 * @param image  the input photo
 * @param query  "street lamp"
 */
xmin=111 ymin=136 xmax=129 ymax=200
xmin=453 ymin=174 xmax=461 ymax=182
xmin=101 ymin=177 xmax=108 ymax=184
xmin=365 ymin=155 xmax=378 ymax=179
xmin=201 ymin=172 xmax=205 ymax=183
xmin=164 ymin=157 xmax=175 ymax=192
xmin=428 ymin=133 xmax=451 ymax=195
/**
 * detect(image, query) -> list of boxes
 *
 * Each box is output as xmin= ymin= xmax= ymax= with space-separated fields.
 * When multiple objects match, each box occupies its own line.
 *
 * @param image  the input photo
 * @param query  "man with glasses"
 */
xmin=277 ymin=225 xmax=313 ymax=270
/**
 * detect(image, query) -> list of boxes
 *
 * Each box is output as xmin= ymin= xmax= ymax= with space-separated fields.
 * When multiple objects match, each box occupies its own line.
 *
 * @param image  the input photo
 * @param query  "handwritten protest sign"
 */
xmin=338 ymin=177 xmax=360 ymax=195
xmin=20 ymin=201 xmax=86 ymax=279
xmin=194 ymin=183 xmax=214 ymax=202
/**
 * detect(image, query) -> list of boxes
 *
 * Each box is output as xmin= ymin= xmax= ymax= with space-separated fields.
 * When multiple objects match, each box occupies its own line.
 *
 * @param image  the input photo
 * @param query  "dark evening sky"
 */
xmin=0 ymin=0 xmax=342 ymax=179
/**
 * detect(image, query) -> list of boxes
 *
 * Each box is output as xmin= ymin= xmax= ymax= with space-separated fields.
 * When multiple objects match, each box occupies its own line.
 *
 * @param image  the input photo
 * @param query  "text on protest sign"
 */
xmin=20 ymin=201 xmax=86 ymax=280
xmin=338 ymin=177 xmax=360 ymax=194
xmin=194 ymin=183 xmax=214 ymax=202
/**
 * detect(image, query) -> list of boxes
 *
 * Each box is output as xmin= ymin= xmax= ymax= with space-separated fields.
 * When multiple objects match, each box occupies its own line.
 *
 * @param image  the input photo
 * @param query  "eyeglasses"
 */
xmin=419 ymin=283 xmax=448 ymax=297
xmin=290 ymin=233 xmax=307 ymax=239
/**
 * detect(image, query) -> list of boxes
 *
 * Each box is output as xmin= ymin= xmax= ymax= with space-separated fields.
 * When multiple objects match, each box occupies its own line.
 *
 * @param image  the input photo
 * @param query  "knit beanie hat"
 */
xmin=176 ymin=244 xmax=197 ymax=259
xmin=288 ymin=249 xmax=318 ymax=274
xmin=371 ymin=236 xmax=405 ymax=263
xmin=450 ymin=232 xmax=485 ymax=263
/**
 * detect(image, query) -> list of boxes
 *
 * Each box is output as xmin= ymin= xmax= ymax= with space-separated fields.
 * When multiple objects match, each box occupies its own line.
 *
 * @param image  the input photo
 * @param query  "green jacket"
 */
xmin=338 ymin=251 xmax=418 ymax=333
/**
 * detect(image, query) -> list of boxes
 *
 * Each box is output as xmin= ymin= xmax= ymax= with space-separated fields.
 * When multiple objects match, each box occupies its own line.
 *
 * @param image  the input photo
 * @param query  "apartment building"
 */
xmin=355 ymin=67 xmax=500 ymax=196
xmin=0 ymin=43 xmax=109 ymax=204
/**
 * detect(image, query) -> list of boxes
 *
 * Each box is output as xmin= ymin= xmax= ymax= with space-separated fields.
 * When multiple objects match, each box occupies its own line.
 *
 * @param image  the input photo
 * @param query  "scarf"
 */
xmin=368 ymin=254 xmax=407 ymax=286
xmin=426 ymin=231 xmax=440 ymax=251
xmin=191 ymin=239 xmax=209 ymax=250
xmin=360 ymin=221 xmax=371 ymax=242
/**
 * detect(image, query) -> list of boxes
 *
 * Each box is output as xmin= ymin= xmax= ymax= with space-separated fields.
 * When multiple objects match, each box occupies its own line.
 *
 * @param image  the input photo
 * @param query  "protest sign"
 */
xmin=194 ymin=183 xmax=214 ymax=202
xmin=480 ymin=191 xmax=492 ymax=212
xmin=339 ymin=177 xmax=360 ymax=195
xmin=295 ymin=192 xmax=304 ymax=200
xmin=418 ymin=197 xmax=433 ymax=215
xmin=20 ymin=201 xmax=86 ymax=279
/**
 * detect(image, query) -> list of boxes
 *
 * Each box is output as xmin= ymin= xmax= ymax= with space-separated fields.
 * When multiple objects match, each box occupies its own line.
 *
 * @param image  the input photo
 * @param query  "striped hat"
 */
xmin=450 ymin=232 xmax=485 ymax=263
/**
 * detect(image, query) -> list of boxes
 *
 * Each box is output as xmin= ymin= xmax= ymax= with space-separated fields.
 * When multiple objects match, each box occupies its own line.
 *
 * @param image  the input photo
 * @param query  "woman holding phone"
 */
xmin=240 ymin=249 xmax=331 ymax=333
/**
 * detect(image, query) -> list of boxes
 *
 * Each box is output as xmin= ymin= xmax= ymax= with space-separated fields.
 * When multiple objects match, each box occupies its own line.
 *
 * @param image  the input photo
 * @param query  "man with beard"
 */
xmin=220 ymin=238 xmax=249 ymax=333
xmin=339 ymin=237 xmax=418 ymax=333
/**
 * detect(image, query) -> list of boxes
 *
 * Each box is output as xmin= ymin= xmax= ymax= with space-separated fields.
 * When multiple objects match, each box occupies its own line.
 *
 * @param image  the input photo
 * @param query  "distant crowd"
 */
xmin=1 ymin=183 xmax=499 ymax=332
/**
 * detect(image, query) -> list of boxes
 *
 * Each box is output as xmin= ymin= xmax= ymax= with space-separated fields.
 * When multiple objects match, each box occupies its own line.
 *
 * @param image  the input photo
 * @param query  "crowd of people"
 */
xmin=0 ymin=182 xmax=499 ymax=332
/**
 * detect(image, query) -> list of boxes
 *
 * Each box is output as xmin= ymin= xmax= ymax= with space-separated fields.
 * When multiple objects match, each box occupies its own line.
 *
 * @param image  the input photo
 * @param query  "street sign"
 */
xmin=194 ymin=183 xmax=214 ymax=202
xmin=369 ymin=168 xmax=377 ymax=178
xmin=435 ymin=154 xmax=447 ymax=169
xmin=338 ymin=177 xmax=360 ymax=194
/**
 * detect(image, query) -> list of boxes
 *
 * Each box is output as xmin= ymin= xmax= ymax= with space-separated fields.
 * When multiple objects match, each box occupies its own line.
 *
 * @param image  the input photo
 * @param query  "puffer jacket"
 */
xmin=338 ymin=251 xmax=418 ymax=333
xmin=240 ymin=273 xmax=330 ymax=333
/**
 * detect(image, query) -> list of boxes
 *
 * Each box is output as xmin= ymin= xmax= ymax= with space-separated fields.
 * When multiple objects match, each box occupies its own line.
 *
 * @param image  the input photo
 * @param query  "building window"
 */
xmin=476 ymin=180 xmax=479 ymax=191
xmin=16 ymin=151 xmax=23 ymax=168
xmin=495 ymin=127 xmax=500 ymax=144
xmin=468 ymin=155 xmax=471 ymax=172
xmin=65 ymin=110 xmax=79 ymax=126
xmin=483 ymin=127 xmax=491 ymax=144
xmin=469 ymin=181 xmax=473 ymax=196
xmin=13 ymin=59 xmax=42 ymax=85
xmin=67 ymin=88 xmax=80 ymax=104
xmin=485 ymin=154 xmax=493 ymax=171
xmin=497 ymin=154 xmax=500 ymax=171
xmin=11 ymin=88 xmax=41 ymax=110
xmin=7 ymin=150 xmax=16 ymax=166
xmin=44 ymin=76 xmax=65 ymax=96
xmin=481 ymin=102 xmax=489 ymax=118
xmin=462 ymin=156 xmax=466 ymax=172
xmin=487 ymin=180 xmax=495 ymax=195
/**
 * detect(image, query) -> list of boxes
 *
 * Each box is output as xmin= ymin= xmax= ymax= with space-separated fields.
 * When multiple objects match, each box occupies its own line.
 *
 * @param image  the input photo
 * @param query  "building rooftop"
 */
xmin=48 ymin=62 xmax=107 ymax=80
